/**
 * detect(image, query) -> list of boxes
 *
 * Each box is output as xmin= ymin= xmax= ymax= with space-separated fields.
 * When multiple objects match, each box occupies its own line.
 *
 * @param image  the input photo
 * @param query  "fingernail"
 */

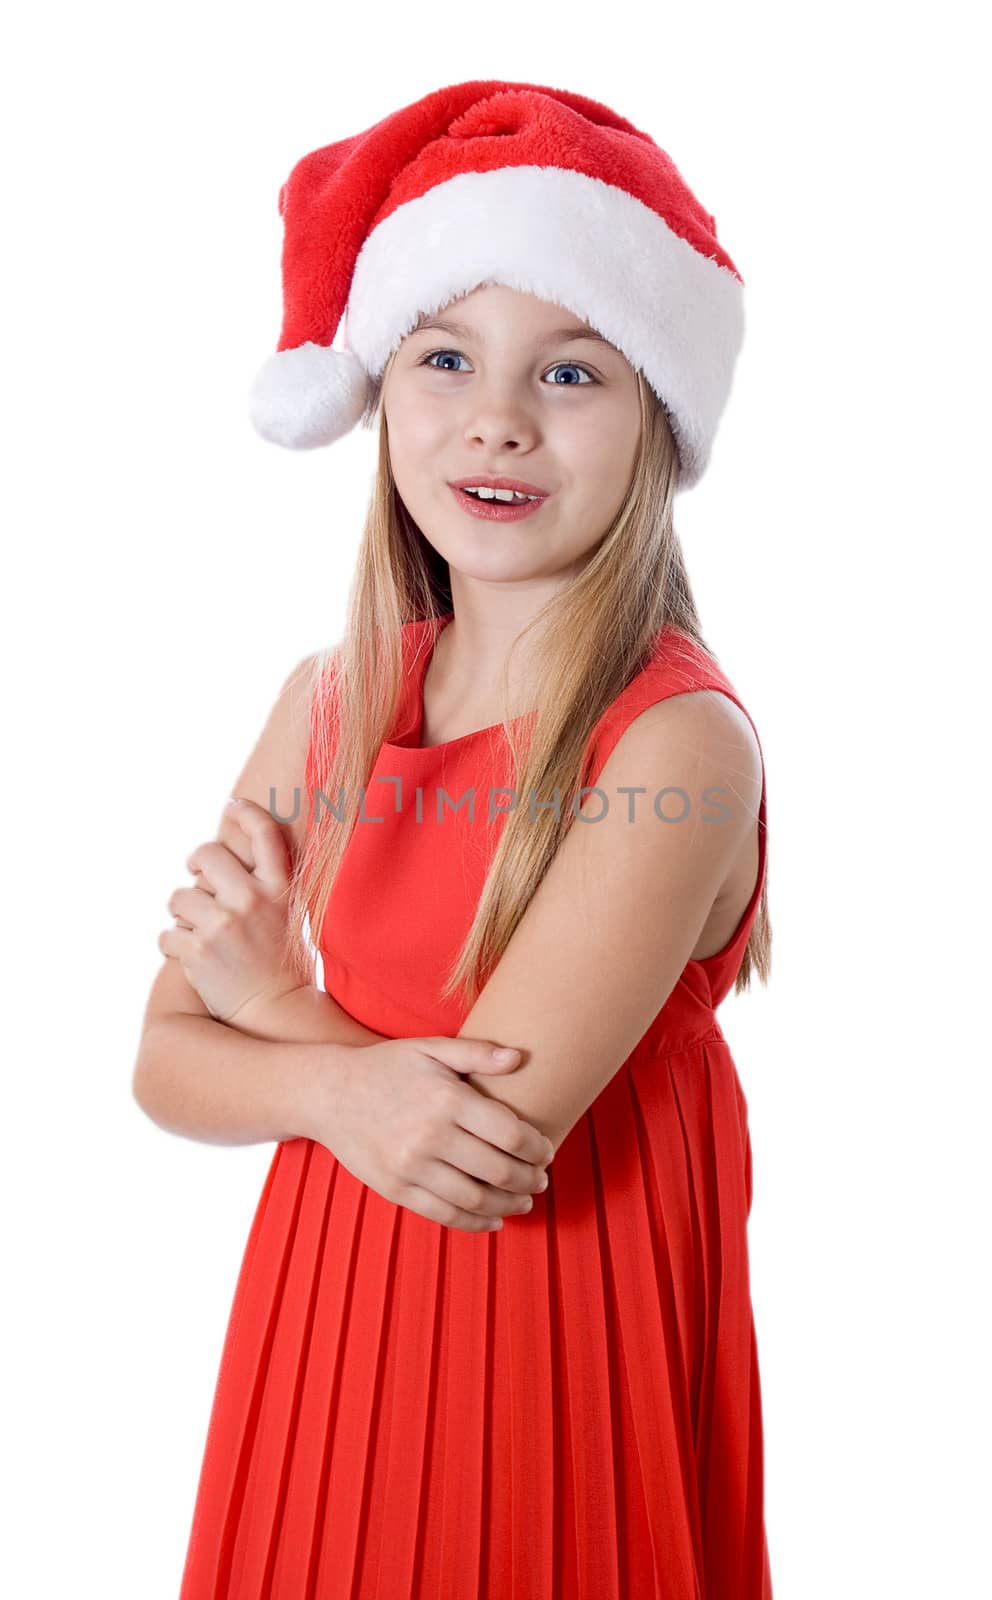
xmin=492 ymin=1047 xmax=519 ymax=1061
xmin=536 ymin=1174 xmax=549 ymax=1192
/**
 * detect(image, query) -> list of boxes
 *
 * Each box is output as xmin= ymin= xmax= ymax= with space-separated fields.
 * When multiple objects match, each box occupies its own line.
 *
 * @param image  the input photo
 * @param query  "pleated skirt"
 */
xmin=178 ymin=1032 xmax=772 ymax=1599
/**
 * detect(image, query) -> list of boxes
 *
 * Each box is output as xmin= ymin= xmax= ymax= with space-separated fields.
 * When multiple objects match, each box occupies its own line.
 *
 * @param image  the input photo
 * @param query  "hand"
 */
xmin=304 ymin=1036 xmax=555 ymax=1234
xmin=159 ymin=798 xmax=298 ymax=1025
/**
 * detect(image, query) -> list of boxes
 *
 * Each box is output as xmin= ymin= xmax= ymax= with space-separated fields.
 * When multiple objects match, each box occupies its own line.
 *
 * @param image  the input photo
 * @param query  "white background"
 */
xmin=4 ymin=3 xmax=989 ymax=1595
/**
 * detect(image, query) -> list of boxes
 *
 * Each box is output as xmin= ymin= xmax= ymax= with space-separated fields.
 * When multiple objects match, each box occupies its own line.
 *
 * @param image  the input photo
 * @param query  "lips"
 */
xmin=449 ymin=484 xmax=548 ymax=522
xmin=450 ymin=476 xmax=550 ymax=498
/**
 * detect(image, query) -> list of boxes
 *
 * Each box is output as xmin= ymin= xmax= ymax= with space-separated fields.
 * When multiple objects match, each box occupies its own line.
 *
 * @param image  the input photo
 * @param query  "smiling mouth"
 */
xmin=449 ymin=484 xmax=550 ymax=521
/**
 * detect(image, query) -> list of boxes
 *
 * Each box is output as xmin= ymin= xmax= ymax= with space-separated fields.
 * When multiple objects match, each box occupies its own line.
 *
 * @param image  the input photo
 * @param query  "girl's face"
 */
xmin=382 ymin=283 xmax=641 ymax=591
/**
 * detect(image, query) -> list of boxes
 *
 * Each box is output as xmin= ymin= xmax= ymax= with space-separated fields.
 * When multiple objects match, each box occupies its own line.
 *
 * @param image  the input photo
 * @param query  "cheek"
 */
xmin=565 ymin=421 xmax=635 ymax=504
xmin=388 ymin=397 xmax=447 ymax=462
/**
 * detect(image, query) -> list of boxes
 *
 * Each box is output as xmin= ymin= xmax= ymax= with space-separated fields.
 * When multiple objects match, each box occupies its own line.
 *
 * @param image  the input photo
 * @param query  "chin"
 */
xmin=448 ymin=551 xmax=543 ymax=582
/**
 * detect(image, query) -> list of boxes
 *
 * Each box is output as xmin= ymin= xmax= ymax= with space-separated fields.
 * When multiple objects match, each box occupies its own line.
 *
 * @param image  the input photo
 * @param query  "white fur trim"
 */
xmin=342 ymin=166 xmax=744 ymax=488
xmin=249 ymin=342 xmax=370 ymax=449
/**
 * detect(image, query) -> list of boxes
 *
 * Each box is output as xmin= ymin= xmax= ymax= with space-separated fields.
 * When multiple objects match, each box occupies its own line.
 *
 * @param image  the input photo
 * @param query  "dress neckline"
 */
xmin=382 ymin=612 xmax=537 ymax=752
xmin=376 ymin=612 xmax=765 ymax=973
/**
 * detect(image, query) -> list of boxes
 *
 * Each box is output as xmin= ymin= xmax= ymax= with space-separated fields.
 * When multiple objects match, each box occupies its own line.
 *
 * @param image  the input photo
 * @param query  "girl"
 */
xmin=134 ymin=79 xmax=773 ymax=1599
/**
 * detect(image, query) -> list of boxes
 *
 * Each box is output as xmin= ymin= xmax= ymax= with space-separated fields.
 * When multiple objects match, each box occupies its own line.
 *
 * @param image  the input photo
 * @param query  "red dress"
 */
xmin=179 ymin=613 xmax=773 ymax=1599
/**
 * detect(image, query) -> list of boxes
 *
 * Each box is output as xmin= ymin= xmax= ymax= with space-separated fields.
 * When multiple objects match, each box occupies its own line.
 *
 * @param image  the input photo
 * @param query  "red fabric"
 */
xmin=179 ymin=616 xmax=773 ymax=1598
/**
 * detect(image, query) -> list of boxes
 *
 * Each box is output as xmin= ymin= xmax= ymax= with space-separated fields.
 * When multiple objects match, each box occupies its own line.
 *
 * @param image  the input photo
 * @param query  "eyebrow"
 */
xmin=409 ymin=314 xmax=616 ymax=350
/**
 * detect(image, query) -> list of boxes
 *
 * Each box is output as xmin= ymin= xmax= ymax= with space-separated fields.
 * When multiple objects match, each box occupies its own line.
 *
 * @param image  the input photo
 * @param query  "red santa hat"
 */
xmin=249 ymin=79 xmax=745 ymax=490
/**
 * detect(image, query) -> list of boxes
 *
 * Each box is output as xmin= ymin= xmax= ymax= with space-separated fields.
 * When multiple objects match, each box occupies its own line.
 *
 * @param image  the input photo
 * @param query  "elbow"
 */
xmin=131 ymin=1033 xmax=165 ymax=1125
xmin=131 ymin=1057 xmax=156 ymax=1122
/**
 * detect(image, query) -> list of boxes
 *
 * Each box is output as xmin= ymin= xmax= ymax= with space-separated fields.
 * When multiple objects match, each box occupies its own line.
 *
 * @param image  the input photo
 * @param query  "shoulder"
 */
xmin=218 ymin=650 xmax=324 ymax=870
xmin=586 ymin=627 xmax=763 ymax=799
xmin=619 ymin=684 xmax=762 ymax=782
xmin=586 ymin=684 xmax=762 ymax=856
xmin=274 ymin=649 xmax=325 ymax=754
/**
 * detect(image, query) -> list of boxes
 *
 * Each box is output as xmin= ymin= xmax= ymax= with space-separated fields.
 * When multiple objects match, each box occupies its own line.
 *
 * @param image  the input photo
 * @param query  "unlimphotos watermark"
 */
xmin=262 ymin=780 xmax=735 ymax=827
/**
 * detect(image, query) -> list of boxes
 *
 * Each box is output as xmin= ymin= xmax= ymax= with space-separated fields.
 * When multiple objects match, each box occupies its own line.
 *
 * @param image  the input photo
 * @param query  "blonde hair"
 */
xmin=285 ymin=357 xmax=771 ymax=1006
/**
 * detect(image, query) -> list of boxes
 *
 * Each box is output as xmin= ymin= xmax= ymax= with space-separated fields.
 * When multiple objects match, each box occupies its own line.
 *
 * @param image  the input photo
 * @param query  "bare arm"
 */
xmin=132 ymin=918 xmax=388 ymax=1142
xmin=132 ymin=646 xmax=381 ymax=1139
xmin=223 ymin=982 xmax=386 ymax=1047
xmin=455 ymin=691 xmax=764 ymax=1152
xmin=133 ymin=1013 xmax=348 ymax=1147
xmin=131 ymin=655 xmax=548 ymax=1223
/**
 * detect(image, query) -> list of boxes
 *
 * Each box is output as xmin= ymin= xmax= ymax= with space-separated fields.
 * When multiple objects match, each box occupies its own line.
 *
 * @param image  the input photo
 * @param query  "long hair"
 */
xmin=285 ymin=355 xmax=771 ymax=1006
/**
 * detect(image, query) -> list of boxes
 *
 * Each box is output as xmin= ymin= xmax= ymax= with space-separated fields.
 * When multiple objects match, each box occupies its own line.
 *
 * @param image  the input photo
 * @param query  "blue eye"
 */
xmin=545 ymin=362 xmax=596 ymax=386
xmin=421 ymin=350 xmax=597 ymax=384
xmin=423 ymin=350 xmax=469 ymax=372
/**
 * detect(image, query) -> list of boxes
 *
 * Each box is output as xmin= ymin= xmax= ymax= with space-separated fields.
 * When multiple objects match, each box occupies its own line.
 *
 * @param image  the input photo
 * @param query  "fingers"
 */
xmin=181 ymin=802 xmax=293 ymax=908
xmin=216 ymin=810 xmax=256 ymax=870
xmin=457 ymin=1086 xmax=555 ymax=1169
xmin=417 ymin=1037 xmax=554 ymax=1166
xmin=410 ymin=1153 xmax=547 ymax=1228
xmin=223 ymin=798 xmax=294 ymax=890
xmin=400 ymin=1182 xmax=510 ymax=1234
xmin=443 ymin=1122 xmax=551 ymax=1199
xmin=166 ymin=882 xmax=217 ymax=929
xmin=183 ymin=840 xmax=267 ymax=911
xmin=158 ymin=922 xmax=194 ymax=960
xmin=422 ymin=1034 xmax=524 ymax=1076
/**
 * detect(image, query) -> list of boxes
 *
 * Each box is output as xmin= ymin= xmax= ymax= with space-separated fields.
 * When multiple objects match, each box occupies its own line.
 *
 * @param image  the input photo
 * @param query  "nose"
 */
xmin=463 ymin=395 xmax=539 ymax=453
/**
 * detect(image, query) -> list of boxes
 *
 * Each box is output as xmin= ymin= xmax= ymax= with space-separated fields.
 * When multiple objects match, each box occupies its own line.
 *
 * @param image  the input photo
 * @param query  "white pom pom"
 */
xmin=248 ymin=342 xmax=371 ymax=449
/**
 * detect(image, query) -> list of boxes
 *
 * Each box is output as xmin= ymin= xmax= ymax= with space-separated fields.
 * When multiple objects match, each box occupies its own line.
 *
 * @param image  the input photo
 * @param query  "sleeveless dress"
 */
xmin=179 ymin=613 xmax=773 ymax=1600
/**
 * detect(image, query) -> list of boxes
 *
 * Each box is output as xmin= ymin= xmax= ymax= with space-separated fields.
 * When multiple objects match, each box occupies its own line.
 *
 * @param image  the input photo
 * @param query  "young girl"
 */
xmin=135 ymin=79 xmax=773 ymax=1599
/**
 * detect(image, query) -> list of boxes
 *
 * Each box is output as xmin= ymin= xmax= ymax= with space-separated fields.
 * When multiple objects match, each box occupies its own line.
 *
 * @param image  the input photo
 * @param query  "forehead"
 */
xmin=408 ymin=308 xmax=618 ymax=351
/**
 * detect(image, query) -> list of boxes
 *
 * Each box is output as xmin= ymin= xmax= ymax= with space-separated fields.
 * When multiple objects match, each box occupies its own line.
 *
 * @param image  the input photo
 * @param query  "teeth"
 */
xmin=462 ymin=486 xmax=540 ymax=502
